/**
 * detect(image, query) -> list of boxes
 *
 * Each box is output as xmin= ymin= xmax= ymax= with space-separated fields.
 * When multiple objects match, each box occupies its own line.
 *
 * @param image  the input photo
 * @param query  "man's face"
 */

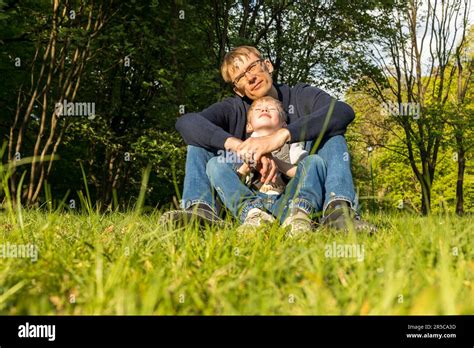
xmin=247 ymin=101 xmax=283 ymax=133
xmin=229 ymin=53 xmax=274 ymax=100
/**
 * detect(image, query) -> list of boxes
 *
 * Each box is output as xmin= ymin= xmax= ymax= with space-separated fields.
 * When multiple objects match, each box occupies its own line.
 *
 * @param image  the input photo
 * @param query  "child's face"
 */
xmin=247 ymin=101 xmax=284 ymax=133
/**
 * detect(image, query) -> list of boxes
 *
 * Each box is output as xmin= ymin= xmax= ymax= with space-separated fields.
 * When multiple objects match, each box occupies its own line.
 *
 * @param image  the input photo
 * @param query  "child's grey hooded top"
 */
xmin=175 ymin=82 xmax=355 ymax=150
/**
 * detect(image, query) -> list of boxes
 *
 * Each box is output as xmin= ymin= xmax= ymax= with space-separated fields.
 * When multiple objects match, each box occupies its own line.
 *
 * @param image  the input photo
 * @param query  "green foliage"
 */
xmin=1 ymin=0 xmax=468 ymax=215
xmin=346 ymin=97 xmax=474 ymax=214
xmin=132 ymin=130 xmax=186 ymax=207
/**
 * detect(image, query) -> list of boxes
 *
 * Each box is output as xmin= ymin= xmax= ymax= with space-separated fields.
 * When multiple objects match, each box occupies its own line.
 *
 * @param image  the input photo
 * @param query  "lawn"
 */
xmin=0 ymin=210 xmax=472 ymax=315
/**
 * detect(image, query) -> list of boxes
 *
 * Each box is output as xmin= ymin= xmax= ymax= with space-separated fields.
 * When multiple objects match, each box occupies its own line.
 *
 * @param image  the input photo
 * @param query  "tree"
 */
xmin=4 ymin=0 xmax=113 ymax=205
xmin=353 ymin=0 xmax=471 ymax=215
xmin=447 ymin=25 xmax=473 ymax=215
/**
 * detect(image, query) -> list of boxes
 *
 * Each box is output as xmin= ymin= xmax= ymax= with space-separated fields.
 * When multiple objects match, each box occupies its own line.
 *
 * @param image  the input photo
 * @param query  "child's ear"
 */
xmin=246 ymin=123 xmax=253 ymax=132
xmin=233 ymin=86 xmax=244 ymax=97
xmin=282 ymin=121 xmax=287 ymax=127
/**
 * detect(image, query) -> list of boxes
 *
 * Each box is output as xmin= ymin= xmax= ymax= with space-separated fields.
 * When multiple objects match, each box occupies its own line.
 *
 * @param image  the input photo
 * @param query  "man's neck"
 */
xmin=267 ymin=84 xmax=278 ymax=99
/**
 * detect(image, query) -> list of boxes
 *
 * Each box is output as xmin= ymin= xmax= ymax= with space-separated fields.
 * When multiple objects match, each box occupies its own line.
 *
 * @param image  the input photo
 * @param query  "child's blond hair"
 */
xmin=248 ymin=96 xmax=287 ymax=126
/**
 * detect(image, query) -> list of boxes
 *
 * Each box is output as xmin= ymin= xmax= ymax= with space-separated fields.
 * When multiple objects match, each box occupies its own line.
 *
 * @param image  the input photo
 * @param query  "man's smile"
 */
xmin=252 ymin=80 xmax=263 ymax=91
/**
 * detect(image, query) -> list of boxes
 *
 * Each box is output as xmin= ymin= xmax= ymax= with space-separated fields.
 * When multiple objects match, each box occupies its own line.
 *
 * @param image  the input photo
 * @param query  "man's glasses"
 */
xmin=233 ymin=59 xmax=264 ymax=88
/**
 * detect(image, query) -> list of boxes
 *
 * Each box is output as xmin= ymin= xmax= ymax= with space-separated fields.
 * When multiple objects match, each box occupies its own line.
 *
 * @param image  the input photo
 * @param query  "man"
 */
xmin=160 ymin=46 xmax=375 ymax=232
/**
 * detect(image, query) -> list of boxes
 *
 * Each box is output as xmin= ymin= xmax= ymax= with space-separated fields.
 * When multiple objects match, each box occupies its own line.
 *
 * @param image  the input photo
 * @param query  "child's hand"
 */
xmin=256 ymin=154 xmax=278 ymax=184
xmin=237 ymin=162 xmax=251 ymax=177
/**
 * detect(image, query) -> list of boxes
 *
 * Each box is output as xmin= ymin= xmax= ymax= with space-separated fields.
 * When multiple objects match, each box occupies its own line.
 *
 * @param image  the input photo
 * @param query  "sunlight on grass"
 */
xmin=0 ymin=208 xmax=472 ymax=315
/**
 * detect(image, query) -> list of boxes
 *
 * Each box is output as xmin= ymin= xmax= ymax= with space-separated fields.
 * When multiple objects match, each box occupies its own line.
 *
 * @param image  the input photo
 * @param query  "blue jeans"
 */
xmin=206 ymin=155 xmax=326 ymax=222
xmin=181 ymin=135 xmax=357 ymax=216
xmin=181 ymin=145 xmax=219 ymax=212
xmin=305 ymin=136 xmax=357 ymax=214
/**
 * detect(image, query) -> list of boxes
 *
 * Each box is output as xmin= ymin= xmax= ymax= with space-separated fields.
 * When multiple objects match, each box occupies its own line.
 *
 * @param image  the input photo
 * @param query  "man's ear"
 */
xmin=264 ymin=59 xmax=274 ymax=74
xmin=233 ymin=86 xmax=244 ymax=97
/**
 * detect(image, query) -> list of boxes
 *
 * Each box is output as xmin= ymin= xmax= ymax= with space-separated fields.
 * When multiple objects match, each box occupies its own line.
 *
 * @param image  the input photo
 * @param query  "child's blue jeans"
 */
xmin=206 ymin=154 xmax=326 ymax=222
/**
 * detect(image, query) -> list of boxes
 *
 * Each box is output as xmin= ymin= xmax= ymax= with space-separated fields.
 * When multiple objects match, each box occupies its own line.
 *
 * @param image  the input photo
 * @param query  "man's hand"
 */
xmin=256 ymin=154 xmax=278 ymax=184
xmin=224 ymin=136 xmax=243 ymax=152
xmin=236 ymin=128 xmax=291 ymax=162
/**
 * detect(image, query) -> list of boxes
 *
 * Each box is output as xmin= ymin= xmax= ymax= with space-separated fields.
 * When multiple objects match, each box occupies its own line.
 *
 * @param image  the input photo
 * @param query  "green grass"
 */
xmin=0 ymin=210 xmax=472 ymax=315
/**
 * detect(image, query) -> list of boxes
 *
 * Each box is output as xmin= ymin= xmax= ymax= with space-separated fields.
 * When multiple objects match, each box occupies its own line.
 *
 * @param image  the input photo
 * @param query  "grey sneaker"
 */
xmin=237 ymin=208 xmax=275 ymax=234
xmin=282 ymin=207 xmax=314 ymax=237
xmin=159 ymin=204 xmax=225 ymax=228
xmin=321 ymin=200 xmax=377 ymax=233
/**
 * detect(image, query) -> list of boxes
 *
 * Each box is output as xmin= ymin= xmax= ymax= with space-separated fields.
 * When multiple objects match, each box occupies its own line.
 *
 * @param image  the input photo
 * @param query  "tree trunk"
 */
xmin=420 ymin=160 xmax=432 ymax=215
xmin=420 ymin=180 xmax=431 ymax=215
xmin=455 ymin=135 xmax=465 ymax=216
xmin=8 ymin=0 xmax=109 ymax=206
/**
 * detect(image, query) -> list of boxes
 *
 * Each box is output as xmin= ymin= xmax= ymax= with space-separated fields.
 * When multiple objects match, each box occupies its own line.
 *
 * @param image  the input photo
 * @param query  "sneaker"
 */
xmin=237 ymin=208 xmax=275 ymax=234
xmin=159 ymin=203 xmax=225 ymax=228
xmin=282 ymin=207 xmax=314 ymax=237
xmin=321 ymin=200 xmax=377 ymax=233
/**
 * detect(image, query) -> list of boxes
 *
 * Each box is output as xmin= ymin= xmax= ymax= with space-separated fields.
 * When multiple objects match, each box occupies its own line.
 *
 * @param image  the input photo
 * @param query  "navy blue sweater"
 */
xmin=175 ymin=83 xmax=355 ymax=150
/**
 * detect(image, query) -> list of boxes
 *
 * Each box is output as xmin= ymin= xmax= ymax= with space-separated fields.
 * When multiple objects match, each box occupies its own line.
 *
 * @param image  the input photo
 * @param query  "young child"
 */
xmin=206 ymin=95 xmax=327 ymax=235
xmin=236 ymin=96 xmax=308 ymax=194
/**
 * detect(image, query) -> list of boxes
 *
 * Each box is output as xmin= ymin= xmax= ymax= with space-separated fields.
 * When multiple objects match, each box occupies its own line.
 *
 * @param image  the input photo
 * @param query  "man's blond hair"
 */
xmin=221 ymin=46 xmax=262 ymax=83
xmin=248 ymin=96 xmax=286 ymax=125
